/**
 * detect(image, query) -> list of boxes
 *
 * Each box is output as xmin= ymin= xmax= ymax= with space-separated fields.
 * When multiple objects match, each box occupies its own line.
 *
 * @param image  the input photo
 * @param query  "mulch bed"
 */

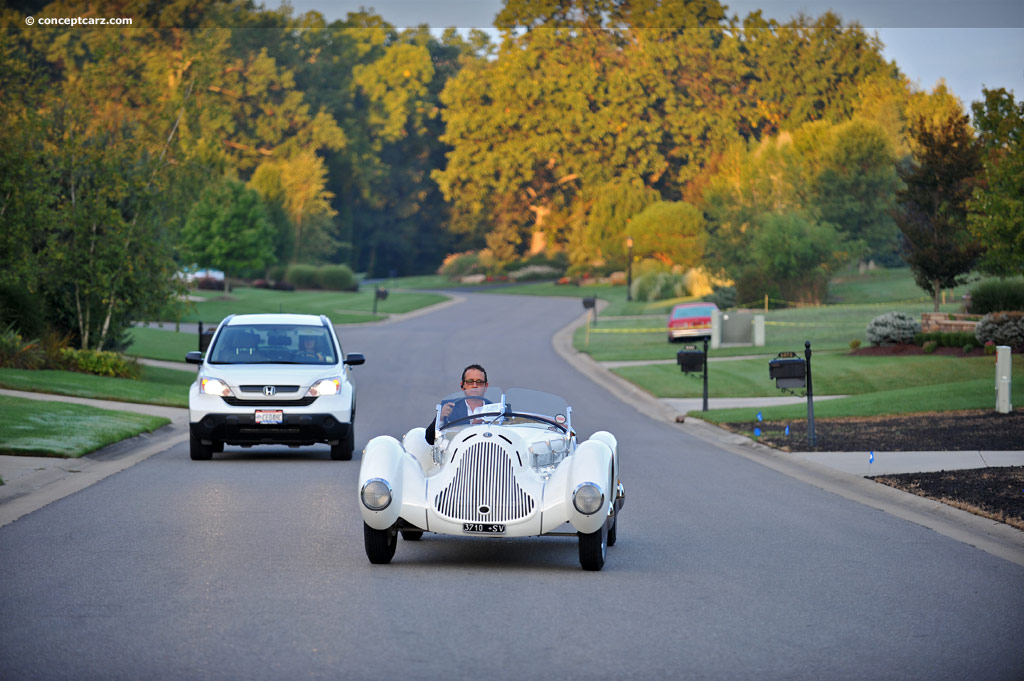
xmin=870 ymin=467 xmax=1024 ymax=530
xmin=723 ymin=410 xmax=1024 ymax=453
xmin=718 ymin=409 xmax=1024 ymax=530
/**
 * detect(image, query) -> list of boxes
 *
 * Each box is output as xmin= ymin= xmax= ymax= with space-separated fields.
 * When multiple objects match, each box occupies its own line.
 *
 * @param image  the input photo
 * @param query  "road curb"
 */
xmin=0 ymin=391 xmax=188 ymax=527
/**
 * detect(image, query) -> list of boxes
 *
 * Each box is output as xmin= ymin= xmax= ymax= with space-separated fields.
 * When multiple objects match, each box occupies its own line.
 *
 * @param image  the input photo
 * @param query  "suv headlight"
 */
xmin=361 ymin=479 xmax=392 ymax=511
xmin=307 ymin=378 xmax=341 ymax=397
xmin=573 ymin=483 xmax=604 ymax=515
xmin=200 ymin=377 xmax=231 ymax=396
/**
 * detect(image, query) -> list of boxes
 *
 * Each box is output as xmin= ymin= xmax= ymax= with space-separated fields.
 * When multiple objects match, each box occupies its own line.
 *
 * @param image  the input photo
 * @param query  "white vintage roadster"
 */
xmin=357 ymin=387 xmax=624 ymax=570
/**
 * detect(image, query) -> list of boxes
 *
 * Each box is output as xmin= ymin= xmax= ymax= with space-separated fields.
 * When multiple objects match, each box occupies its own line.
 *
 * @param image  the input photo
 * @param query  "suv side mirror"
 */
xmin=344 ymin=353 xmax=366 ymax=366
xmin=185 ymin=351 xmax=204 ymax=365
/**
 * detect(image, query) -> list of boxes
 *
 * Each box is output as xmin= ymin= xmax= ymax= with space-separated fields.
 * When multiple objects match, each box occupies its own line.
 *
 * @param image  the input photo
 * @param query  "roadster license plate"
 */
xmin=255 ymin=410 xmax=283 ymax=424
xmin=463 ymin=523 xmax=505 ymax=534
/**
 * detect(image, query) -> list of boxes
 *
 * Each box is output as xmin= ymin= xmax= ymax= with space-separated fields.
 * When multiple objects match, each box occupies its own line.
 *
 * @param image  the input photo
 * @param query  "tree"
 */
xmin=813 ymin=119 xmax=900 ymax=264
xmin=895 ymin=110 xmax=983 ymax=311
xmin=628 ymin=201 xmax=708 ymax=269
xmin=180 ymin=180 xmax=276 ymax=292
xmin=746 ymin=212 xmax=849 ymax=304
xmin=968 ymin=88 xmax=1024 ymax=277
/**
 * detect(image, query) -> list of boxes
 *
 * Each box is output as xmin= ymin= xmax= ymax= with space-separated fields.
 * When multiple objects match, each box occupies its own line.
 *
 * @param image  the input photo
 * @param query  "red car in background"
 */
xmin=667 ymin=302 xmax=718 ymax=342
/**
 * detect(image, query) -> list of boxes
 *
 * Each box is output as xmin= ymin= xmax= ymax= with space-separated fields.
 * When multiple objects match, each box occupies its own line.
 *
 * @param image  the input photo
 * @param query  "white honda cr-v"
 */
xmin=185 ymin=313 xmax=365 ymax=461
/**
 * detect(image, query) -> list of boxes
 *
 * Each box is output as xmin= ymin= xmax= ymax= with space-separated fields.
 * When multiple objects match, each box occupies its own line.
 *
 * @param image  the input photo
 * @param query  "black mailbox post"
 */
xmin=767 ymin=341 xmax=816 ymax=446
xmin=677 ymin=337 xmax=710 ymax=411
xmin=373 ymin=286 xmax=388 ymax=314
xmin=198 ymin=321 xmax=215 ymax=352
xmin=582 ymin=296 xmax=597 ymax=324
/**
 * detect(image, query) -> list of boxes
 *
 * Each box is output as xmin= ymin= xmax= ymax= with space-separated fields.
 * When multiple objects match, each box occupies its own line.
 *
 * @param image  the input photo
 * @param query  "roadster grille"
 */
xmin=434 ymin=441 xmax=535 ymax=523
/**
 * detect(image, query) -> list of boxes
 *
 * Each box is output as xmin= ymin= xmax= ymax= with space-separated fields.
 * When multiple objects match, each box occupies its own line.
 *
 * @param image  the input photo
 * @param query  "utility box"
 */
xmin=677 ymin=346 xmax=705 ymax=373
xmin=769 ymin=353 xmax=806 ymax=389
xmin=996 ymin=346 xmax=1012 ymax=414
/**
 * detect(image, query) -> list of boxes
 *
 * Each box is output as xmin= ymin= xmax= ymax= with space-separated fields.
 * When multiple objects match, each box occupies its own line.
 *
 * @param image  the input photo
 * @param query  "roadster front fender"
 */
xmin=567 ymin=438 xmax=614 ymax=535
xmin=358 ymin=435 xmax=406 ymax=530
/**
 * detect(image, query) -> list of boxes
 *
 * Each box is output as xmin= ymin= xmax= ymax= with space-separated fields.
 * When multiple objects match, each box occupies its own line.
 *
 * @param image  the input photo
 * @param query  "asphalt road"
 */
xmin=2 ymin=293 xmax=1023 ymax=680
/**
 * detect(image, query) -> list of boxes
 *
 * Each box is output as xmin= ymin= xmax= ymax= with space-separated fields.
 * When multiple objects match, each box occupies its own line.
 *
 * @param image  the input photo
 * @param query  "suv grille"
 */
xmin=221 ymin=396 xmax=318 ymax=407
xmin=240 ymin=385 xmax=300 ymax=393
xmin=434 ymin=441 xmax=535 ymax=523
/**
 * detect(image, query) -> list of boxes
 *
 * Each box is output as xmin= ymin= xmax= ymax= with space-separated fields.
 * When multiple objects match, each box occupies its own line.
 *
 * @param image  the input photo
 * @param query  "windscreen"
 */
xmin=209 ymin=324 xmax=336 ymax=364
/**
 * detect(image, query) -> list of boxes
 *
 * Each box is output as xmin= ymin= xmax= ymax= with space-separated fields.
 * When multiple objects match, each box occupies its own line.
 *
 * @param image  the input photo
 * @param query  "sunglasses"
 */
xmin=462 ymin=379 xmax=487 ymax=386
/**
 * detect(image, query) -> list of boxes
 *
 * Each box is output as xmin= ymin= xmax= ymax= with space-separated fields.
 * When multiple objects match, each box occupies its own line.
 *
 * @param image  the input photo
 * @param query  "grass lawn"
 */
xmin=0 ymin=395 xmax=170 ymax=457
xmin=615 ymin=352 xmax=1022 ymax=399
xmin=126 ymin=326 xmax=197 ymax=363
xmin=159 ymin=286 xmax=448 ymax=324
xmin=0 ymin=365 xmax=194 ymax=408
xmin=694 ymin=377 xmax=1013 ymax=425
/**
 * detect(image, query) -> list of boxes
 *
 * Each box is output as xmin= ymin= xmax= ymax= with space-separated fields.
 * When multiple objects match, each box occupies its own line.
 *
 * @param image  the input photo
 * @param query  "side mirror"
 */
xmin=345 ymin=352 xmax=366 ymax=366
xmin=185 ymin=351 xmax=204 ymax=365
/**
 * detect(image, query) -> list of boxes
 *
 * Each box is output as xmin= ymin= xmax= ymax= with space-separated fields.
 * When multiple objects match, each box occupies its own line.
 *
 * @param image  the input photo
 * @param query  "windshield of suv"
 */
xmin=208 ymin=324 xmax=337 ymax=365
xmin=436 ymin=387 xmax=571 ymax=432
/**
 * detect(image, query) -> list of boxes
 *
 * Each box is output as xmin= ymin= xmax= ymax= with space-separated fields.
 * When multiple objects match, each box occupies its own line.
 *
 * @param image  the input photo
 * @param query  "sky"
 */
xmin=283 ymin=0 xmax=1024 ymax=108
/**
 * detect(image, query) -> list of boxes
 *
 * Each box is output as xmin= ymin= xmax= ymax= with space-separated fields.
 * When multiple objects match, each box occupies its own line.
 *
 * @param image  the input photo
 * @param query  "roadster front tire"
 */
xmin=363 ymin=522 xmax=397 ymax=564
xmin=578 ymin=523 xmax=607 ymax=571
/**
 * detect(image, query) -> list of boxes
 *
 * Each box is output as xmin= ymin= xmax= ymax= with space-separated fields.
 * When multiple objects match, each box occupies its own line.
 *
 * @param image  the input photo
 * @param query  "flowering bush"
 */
xmin=865 ymin=312 xmax=920 ymax=346
xmin=974 ymin=311 xmax=1024 ymax=350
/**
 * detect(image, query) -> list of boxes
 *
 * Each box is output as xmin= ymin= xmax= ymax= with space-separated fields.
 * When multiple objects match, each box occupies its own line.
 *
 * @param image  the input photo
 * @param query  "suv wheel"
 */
xmin=330 ymin=425 xmax=354 ymax=461
xmin=189 ymin=430 xmax=214 ymax=461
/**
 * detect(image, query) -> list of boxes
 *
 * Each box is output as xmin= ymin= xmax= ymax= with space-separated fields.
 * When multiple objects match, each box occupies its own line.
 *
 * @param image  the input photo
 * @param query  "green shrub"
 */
xmin=630 ymin=271 xmax=688 ymax=302
xmin=915 ymin=331 xmax=976 ymax=348
xmin=706 ymin=285 xmax=737 ymax=309
xmin=438 ymin=251 xmax=483 ymax=279
xmin=922 ymin=340 xmax=938 ymax=353
xmin=974 ymin=311 xmax=1024 ymax=350
xmin=968 ymin=279 xmax=1024 ymax=314
xmin=0 ymin=323 xmax=44 ymax=369
xmin=0 ymin=283 xmax=46 ymax=338
xmin=866 ymin=311 xmax=920 ymax=346
xmin=285 ymin=264 xmax=318 ymax=289
xmin=59 ymin=348 xmax=140 ymax=378
xmin=849 ymin=339 xmax=861 ymax=350
xmin=315 ymin=264 xmax=358 ymax=291
xmin=963 ymin=343 xmax=975 ymax=353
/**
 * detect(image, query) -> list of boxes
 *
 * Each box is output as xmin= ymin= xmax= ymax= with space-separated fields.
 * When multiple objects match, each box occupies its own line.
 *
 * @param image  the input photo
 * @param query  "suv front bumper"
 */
xmin=190 ymin=412 xmax=351 ymax=446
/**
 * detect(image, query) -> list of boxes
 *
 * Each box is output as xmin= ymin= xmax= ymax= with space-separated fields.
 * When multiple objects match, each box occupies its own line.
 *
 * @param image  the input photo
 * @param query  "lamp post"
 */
xmin=626 ymin=236 xmax=633 ymax=301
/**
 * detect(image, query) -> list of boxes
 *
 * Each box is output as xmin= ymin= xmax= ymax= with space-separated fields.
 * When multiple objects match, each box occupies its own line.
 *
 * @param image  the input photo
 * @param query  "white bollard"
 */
xmin=995 ymin=346 xmax=1012 ymax=414
xmin=753 ymin=315 xmax=765 ymax=347
xmin=711 ymin=308 xmax=722 ymax=350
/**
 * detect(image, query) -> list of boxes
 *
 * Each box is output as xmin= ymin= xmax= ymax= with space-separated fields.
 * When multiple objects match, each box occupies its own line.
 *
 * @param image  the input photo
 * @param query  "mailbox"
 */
xmin=375 ymin=287 xmax=388 ymax=300
xmin=199 ymin=328 xmax=215 ymax=352
xmin=677 ymin=346 xmax=705 ymax=373
xmin=582 ymin=296 xmax=596 ymax=310
xmin=769 ymin=354 xmax=805 ymax=389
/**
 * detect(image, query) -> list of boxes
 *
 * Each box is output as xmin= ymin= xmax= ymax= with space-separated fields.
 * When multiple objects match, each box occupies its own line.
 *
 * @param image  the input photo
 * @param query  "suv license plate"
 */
xmin=255 ymin=410 xmax=283 ymax=424
xmin=463 ymin=523 xmax=505 ymax=534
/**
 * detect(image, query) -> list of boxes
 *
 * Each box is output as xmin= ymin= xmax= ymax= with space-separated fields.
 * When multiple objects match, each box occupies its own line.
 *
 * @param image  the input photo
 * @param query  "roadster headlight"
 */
xmin=307 ymin=378 xmax=341 ymax=397
xmin=573 ymin=482 xmax=604 ymax=515
xmin=360 ymin=478 xmax=392 ymax=511
xmin=200 ymin=377 xmax=231 ymax=396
